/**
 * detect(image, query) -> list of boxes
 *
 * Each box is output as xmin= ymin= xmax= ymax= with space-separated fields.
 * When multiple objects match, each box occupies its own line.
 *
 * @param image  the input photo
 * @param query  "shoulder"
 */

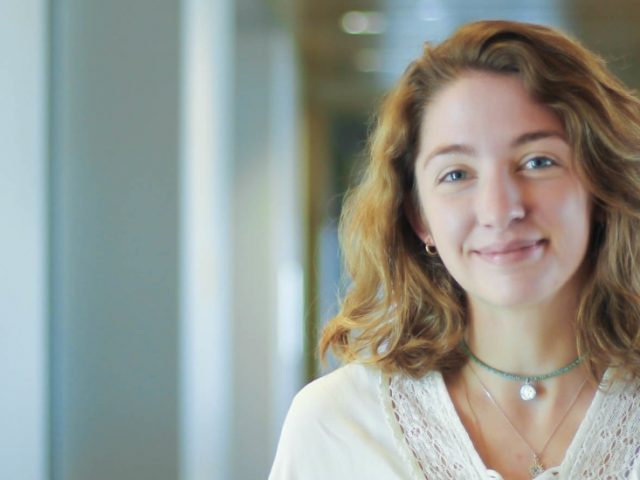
xmin=603 ymin=369 xmax=640 ymax=398
xmin=279 ymin=362 xmax=383 ymax=443
xmin=568 ymin=369 xmax=640 ymax=476
xmin=609 ymin=375 xmax=640 ymax=478
xmin=269 ymin=363 xmax=399 ymax=479
xmin=291 ymin=362 xmax=381 ymax=415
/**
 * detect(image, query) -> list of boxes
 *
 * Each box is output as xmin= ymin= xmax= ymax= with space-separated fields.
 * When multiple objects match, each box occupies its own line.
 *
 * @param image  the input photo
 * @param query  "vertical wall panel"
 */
xmin=50 ymin=1 xmax=181 ymax=479
xmin=0 ymin=0 xmax=48 ymax=478
xmin=178 ymin=0 xmax=234 ymax=478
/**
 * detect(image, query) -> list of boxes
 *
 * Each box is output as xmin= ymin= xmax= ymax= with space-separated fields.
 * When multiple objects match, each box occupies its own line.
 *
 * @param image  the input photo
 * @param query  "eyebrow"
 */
xmin=425 ymin=144 xmax=476 ymax=162
xmin=510 ymin=130 xmax=567 ymax=148
xmin=423 ymin=129 xmax=567 ymax=165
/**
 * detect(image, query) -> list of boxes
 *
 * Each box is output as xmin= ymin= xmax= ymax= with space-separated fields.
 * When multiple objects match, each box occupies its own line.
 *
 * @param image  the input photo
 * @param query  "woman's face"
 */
xmin=413 ymin=71 xmax=592 ymax=308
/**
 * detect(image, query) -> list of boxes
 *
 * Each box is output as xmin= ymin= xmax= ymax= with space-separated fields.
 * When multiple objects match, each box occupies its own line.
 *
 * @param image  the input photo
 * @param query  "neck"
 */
xmin=449 ymin=283 xmax=597 ymax=476
xmin=465 ymin=288 xmax=580 ymax=376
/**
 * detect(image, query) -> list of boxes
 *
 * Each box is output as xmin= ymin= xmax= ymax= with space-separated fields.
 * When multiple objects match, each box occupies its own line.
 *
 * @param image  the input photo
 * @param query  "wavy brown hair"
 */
xmin=319 ymin=20 xmax=640 ymax=380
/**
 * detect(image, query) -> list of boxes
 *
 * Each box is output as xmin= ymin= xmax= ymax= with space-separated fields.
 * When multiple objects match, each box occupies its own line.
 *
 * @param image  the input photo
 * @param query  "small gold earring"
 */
xmin=425 ymin=243 xmax=438 ymax=256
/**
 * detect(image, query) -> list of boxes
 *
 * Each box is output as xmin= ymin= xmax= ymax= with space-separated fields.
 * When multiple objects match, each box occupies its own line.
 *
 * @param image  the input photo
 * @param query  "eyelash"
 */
xmin=523 ymin=156 xmax=556 ymax=169
xmin=439 ymin=170 xmax=468 ymax=183
xmin=437 ymin=156 xmax=557 ymax=184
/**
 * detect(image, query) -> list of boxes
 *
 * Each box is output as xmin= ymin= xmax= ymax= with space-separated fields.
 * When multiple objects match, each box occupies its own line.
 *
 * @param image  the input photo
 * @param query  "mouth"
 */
xmin=473 ymin=239 xmax=547 ymax=265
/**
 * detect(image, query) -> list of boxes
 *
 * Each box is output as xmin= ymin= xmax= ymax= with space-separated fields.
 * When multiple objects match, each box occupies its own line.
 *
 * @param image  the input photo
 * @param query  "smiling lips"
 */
xmin=473 ymin=239 xmax=547 ymax=265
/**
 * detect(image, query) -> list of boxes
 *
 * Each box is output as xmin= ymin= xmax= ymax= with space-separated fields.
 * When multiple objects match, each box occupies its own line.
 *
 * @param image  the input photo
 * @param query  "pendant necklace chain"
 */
xmin=461 ymin=341 xmax=584 ymax=401
xmin=467 ymin=364 xmax=587 ymax=478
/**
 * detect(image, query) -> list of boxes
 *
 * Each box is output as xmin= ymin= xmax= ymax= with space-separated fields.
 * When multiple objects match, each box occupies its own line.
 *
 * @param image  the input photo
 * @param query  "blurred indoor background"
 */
xmin=3 ymin=0 xmax=640 ymax=479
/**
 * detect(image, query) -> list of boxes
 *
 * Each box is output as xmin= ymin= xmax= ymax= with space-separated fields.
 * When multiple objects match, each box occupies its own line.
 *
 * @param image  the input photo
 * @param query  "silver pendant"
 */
xmin=529 ymin=454 xmax=545 ymax=477
xmin=519 ymin=380 xmax=537 ymax=401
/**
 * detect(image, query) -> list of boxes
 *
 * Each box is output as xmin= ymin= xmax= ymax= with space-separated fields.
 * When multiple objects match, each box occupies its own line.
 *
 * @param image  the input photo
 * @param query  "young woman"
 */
xmin=270 ymin=20 xmax=640 ymax=479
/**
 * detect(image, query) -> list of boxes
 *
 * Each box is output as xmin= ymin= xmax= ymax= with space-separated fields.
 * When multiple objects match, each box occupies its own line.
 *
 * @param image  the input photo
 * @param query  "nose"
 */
xmin=475 ymin=170 xmax=525 ymax=229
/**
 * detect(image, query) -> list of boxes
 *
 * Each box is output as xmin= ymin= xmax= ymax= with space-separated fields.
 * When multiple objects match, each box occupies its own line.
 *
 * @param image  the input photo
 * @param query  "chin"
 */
xmin=473 ymin=281 xmax=573 ymax=310
xmin=471 ymin=279 xmax=560 ymax=309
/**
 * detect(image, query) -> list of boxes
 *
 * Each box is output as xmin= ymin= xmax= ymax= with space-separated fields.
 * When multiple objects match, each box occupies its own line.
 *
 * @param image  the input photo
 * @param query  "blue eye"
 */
xmin=440 ymin=170 xmax=467 ymax=182
xmin=524 ymin=156 xmax=555 ymax=169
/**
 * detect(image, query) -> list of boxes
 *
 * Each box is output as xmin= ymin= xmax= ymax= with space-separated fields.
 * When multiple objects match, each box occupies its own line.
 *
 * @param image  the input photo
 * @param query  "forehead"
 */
xmin=417 ymin=71 xmax=565 ymax=157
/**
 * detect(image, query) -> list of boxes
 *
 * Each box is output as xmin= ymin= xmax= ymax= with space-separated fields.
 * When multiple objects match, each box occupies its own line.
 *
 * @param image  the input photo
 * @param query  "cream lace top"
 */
xmin=269 ymin=363 xmax=640 ymax=479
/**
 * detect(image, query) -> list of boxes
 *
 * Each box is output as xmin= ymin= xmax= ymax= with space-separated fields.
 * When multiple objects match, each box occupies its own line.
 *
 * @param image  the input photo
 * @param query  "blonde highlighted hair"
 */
xmin=320 ymin=20 xmax=640 ymax=380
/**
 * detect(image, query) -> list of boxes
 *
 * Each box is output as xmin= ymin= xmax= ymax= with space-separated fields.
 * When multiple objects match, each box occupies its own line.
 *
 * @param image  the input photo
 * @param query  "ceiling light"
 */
xmin=341 ymin=11 xmax=386 ymax=35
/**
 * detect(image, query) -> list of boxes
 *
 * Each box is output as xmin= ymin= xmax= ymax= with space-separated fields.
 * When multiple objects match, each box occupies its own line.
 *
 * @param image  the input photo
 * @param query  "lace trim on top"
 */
xmin=561 ymin=373 xmax=640 ymax=478
xmin=378 ymin=371 xmax=425 ymax=480
xmin=383 ymin=369 xmax=640 ymax=480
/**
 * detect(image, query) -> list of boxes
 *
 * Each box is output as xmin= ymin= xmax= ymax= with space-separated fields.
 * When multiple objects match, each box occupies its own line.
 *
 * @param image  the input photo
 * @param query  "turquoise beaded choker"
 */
xmin=460 ymin=341 xmax=585 ymax=401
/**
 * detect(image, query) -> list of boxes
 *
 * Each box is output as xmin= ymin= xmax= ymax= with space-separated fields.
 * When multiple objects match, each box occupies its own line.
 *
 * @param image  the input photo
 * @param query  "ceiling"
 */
xmin=290 ymin=0 xmax=640 ymax=114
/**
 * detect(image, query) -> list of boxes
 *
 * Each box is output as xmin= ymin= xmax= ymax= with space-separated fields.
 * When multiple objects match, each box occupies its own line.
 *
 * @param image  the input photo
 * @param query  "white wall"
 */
xmin=0 ymin=1 xmax=48 ymax=478
xmin=0 ymin=0 xmax=303 ymax=478
xmin=47 ymin=0 xmax=304 ymax=479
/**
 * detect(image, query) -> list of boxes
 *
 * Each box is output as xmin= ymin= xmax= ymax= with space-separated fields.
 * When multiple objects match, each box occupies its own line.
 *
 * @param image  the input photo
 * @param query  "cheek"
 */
xmin=548 ymin=188 xmax=592 ymax=252
xmin=424 ymin=198 xmax=471 ymax=251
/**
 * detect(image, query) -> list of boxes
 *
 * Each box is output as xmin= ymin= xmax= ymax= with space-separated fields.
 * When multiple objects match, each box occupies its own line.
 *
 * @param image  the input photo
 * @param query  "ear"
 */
xmin=403 ymin=197 xmax=431 ymax=245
